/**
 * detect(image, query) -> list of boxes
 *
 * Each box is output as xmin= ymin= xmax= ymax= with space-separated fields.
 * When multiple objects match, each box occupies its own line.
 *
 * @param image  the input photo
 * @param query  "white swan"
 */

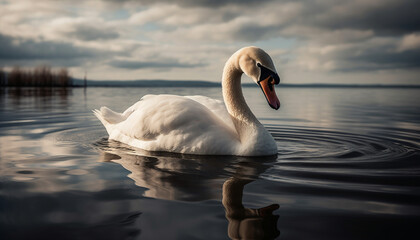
xmin=94 ymin=46 xmax=281 ymax=156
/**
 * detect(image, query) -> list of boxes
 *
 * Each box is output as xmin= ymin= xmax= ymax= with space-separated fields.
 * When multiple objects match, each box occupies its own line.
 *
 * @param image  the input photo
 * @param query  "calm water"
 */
xmin=0 ymin=87 xmax=419 ymax=240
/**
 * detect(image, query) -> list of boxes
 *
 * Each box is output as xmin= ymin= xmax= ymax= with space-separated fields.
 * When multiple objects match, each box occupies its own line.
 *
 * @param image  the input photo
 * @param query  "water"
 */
xmin=0 ymin=87 xmax=419 ymax=239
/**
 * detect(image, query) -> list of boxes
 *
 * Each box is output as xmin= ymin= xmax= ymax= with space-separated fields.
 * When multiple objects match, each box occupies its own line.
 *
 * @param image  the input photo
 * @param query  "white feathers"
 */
xmin=95 ymin=94 xmax=238 ymax=155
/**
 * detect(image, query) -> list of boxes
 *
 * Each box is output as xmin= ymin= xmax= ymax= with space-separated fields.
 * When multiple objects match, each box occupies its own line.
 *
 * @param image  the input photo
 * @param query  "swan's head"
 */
xmin=238 ymin=46 xmax=281 ymax=110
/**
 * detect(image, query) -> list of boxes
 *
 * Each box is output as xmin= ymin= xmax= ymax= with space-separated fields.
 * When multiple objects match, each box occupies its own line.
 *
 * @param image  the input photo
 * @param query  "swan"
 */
xmin=93 ymin=46 xmax=281 ymax=156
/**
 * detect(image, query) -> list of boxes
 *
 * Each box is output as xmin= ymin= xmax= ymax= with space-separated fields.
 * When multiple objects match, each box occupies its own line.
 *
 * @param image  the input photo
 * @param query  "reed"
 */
xmin=0 ymin=66 xmax=72 ymax=87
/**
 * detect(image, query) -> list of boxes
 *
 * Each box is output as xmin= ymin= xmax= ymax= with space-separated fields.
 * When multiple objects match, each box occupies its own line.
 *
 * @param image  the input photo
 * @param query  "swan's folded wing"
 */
xmin=186 ymin=95 xmax=235 ymax=131
xmin=110 ymin=95 xmax=239 ymax=155
xmin=121 ymin=95 xmax=154 ymax=118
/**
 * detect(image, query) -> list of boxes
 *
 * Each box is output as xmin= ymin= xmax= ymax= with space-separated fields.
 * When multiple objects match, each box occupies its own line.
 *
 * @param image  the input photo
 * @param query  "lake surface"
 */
xmin=0 ymin=86 xmax=419 ymax=240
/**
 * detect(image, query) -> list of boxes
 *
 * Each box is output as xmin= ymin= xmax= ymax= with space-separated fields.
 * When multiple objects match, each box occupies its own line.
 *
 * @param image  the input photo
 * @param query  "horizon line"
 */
xmin=71 ymin=78 xmax=420 ymax=88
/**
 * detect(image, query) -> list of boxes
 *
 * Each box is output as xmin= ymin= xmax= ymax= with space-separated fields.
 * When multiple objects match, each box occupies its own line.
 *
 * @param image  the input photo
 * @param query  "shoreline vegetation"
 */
xmin=0 ymin=66 xmax=71 ymax=87
xmin=1 ymin=67 xmax=419 ymax=88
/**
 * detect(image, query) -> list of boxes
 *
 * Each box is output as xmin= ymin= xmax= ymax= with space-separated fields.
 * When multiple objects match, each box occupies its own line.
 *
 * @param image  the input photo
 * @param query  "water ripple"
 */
xmin=263 ymin=125 xmax=420 ymax=206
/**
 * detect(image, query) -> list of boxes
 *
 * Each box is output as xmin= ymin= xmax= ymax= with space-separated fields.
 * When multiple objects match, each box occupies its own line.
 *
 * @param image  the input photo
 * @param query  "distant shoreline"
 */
xmin=2 ymin=79 xmax=420 ymax=89
xmin=75 ymin=84 xmax=420 ymax=88
xmin=69 ymin=79 xmax=420 ymax=88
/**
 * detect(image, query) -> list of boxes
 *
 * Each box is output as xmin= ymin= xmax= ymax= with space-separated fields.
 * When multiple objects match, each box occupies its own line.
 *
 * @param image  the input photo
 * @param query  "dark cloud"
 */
xmin=63 ymin=25 xmax=120 ymax=41
xmin=0 ymin=34 xmax=99 ymax=61
xmin=339 ymin=49 xmax=420 ymax=72
xmin=310 ymin=39 xmax=420 ymax=72
xmin=161 ymin=0 xmax=271 ymax=7
xmin=105 ymin=0 xmax=272 ymax=8
xmin=306 ymin=0 xmax=420 ymax=35
xmin=106 ymin=0 xmax=420 ymax=35
xmin=109 ymin=59 xmax=204 ymax=69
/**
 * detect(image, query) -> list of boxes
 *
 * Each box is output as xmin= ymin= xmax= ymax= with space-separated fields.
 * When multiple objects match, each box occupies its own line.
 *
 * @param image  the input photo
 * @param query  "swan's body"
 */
xmin=94 ymin=47 xmax=281 ymax=156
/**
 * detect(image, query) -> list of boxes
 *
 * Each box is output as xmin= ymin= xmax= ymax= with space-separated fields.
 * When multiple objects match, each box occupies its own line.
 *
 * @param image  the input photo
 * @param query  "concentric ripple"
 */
xmin=268 ymin=125 xmax=419 ymax=162
xmin=261 ymin=125 xmax=420 ymax=209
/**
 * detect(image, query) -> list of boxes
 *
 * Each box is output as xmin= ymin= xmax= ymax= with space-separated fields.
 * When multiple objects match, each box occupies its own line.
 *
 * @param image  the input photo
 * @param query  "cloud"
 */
xmin=0 ymin=34 xmax=97 ymax=60
xmin=127 ymin=0 xmax=420 ymax=74
xmin=0 ymin=33 xmax=107 ymax=67
xmin=309 ymin=0 xmax=420 ymax=35
xmin=105 ymin=0 xmax=272 ymax=8
xmin=61 ymin=24 xmax=120 ymax=41
xmin=399 ymin=33 xmax=420 ymax=52
xmin=126 ymin=0 xmax=420 ymax=39
xmin=295 ymin=36 xmax=420 ymax=72
xmin=128 ymin=4 xmax=236 ymax=26
xmin=0 ymin=0 xmax=419 ymax=82
xmin=109 ymin=59 xmax=204 ymax=69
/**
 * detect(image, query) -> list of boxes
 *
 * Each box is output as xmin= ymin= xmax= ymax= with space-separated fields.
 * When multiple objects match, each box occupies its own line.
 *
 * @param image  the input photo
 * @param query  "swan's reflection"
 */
xmin=223 ymin=177 xmax=280 ymax=239
xmin=96 ymin=139 xmax=280 ymax=239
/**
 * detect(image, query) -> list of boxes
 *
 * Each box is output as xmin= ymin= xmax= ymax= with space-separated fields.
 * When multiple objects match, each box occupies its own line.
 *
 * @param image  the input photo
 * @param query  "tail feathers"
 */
xmin=100 ymin=107 xmax=125 ymax=124
xmin=93 ymin=107 xmax=125 ymax=134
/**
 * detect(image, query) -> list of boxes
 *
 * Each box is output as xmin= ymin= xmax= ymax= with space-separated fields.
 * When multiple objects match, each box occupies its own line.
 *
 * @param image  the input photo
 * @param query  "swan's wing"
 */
xmin=121 ymin=95 xmax=234 ymax=130
xmin=186 ymin=95 xmax=235 ymax=130
xmin=110 ymin=94 xmax=239 ymax=155
xmin=121 ymin=95 xmax=153 ymax=118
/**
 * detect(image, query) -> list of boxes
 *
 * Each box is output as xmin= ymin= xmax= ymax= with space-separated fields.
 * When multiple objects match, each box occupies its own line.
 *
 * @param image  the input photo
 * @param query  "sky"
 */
xmin=0 ymin=0 xmax=419 ymax=84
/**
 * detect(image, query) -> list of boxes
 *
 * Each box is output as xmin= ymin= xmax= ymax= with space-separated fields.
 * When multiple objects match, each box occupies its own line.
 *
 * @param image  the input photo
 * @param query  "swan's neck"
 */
xmin=222 ymin=56 xmax=261 ymax=141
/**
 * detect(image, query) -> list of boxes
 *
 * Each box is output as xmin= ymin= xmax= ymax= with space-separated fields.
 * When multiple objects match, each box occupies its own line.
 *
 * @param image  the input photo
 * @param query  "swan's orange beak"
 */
xmin=259 ymin=76 xmax=280 ymax=110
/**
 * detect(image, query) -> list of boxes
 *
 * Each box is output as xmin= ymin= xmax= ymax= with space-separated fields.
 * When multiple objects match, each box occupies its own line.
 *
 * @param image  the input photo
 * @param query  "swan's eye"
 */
xmin=257 ymin=64 xmax=279 ymax=85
